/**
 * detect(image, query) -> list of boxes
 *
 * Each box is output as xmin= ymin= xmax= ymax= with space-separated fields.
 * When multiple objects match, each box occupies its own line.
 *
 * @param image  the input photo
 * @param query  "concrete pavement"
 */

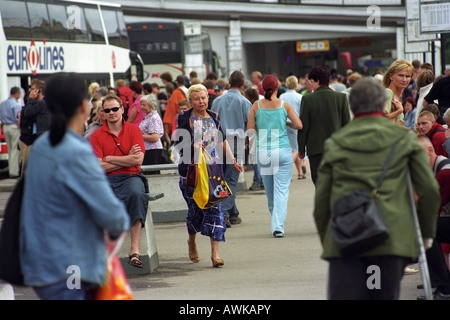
xmin=2 ymin=167 xmax=425 ymax=300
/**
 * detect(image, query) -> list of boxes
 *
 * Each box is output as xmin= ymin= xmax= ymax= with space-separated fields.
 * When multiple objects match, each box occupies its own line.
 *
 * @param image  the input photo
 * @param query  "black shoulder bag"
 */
xmin=0 ymin=178 xmax=25 ymax=286
xmin=331 ymin=143 xmax=397 ymax=257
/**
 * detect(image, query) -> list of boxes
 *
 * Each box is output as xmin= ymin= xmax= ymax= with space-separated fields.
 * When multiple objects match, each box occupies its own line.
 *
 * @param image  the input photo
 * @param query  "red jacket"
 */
xmin=428 ymin=122 xmax=448 ymax=157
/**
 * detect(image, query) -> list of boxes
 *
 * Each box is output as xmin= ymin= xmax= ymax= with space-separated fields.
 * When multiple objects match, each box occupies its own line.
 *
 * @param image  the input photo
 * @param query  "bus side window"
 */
xmin=48 ymin=4 xmax=70 ymax=41
xmin=0 ymin=0 xmax=31 ymax=39
xmin=84 ymin=6 xmax=105 ymax=43
xmin=117 ymin=11 xmax=129 ymax=49
xmin=68 ymin=5 xmax=88 ymax=42
xmin=27 ymin=2 xmax=52 ymax=40
xmin=101 ymin=9 xmax=121 ymax=47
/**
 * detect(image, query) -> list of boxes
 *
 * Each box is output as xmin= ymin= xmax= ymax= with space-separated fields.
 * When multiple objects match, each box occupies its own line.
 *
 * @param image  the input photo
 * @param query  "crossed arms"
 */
xmin=99 ymin=144 xmax=144 ymax=173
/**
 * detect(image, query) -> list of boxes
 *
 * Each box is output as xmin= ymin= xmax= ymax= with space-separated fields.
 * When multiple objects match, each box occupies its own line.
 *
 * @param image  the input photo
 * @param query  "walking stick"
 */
xmin=406 ymin=168 xmax=433 ymax=300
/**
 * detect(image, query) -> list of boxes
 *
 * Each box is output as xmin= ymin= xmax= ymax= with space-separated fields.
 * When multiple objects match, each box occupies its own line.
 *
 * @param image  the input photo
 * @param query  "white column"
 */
xmin=227 ymin=19 xmax=243 ymax=76
xmin=396 ymin=26 xmax=405 ymax=60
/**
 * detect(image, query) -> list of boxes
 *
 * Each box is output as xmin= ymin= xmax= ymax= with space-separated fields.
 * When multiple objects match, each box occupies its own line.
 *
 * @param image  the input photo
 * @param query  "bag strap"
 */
xmin=436 ymin=158 xmax=450 ymax=172
xmin=373 ymin=142 xmax=397 ymax=197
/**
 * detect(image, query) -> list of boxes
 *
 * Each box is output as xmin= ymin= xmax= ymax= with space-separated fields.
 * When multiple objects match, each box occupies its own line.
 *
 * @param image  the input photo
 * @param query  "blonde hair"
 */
xmin=347 ymin=72 xmax=362 ymax=87
xmin=383 ymin=59 xmax=414 ymax=88
xmin=417 ymin=110 xmax=435 ymax=122
xmin=92 ymin=101 xmax=104 ymax=121
xmin=285 ymin=75 xmax=298 ymax=90
xmin=88 ymin=82 xmax=100 ymax=96
xmin=187 ymin=84 xmax=208 ymax=102
xmin=252 ymin=71 xmax=262 ymax=80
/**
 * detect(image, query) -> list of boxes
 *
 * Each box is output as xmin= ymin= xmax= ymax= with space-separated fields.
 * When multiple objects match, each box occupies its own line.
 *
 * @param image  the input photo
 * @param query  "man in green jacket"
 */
xmin=298 ymin=65 xmax=350 ymax=185
xmin=314 ymin=78 xmax=440 ymax=300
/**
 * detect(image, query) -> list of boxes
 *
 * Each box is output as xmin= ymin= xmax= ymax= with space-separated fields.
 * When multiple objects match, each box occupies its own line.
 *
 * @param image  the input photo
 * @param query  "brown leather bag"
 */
xmin=186 ymin=164 xmax=198 ymax=188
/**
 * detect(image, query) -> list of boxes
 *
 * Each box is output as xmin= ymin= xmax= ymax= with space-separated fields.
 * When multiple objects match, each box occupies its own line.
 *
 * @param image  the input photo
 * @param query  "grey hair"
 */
xmin=96 ymin=86 xmax=108 ymax=96
xmin=140 ymin=94 xmax=156 ymax=110
xmin=349 ymin=78 xmax=387 ymax=115
xmin=443 ymin=108 xmax=450 ymax=123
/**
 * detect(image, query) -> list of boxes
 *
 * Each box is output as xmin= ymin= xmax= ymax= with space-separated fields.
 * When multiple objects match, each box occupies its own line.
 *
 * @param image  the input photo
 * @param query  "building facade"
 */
xmin=111 ymin=0 xmax=444 ymax=80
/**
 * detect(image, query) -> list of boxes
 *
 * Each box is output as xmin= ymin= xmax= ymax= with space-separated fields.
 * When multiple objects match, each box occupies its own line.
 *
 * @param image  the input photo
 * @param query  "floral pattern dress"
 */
xmin=179 ymin=113 xmax=226 ymax=242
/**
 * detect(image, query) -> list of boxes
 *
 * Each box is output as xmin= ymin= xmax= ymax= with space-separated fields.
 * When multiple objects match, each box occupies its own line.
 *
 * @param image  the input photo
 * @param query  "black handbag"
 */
xmin=0 ymin=177 xmax=25 ymax=286
xmin=331 ymin=143 xmax=397 ymax=257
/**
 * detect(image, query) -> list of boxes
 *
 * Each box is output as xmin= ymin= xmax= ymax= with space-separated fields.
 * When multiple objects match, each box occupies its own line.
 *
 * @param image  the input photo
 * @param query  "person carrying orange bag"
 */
xmin=96 ymin=233 xmax=134 ymax=300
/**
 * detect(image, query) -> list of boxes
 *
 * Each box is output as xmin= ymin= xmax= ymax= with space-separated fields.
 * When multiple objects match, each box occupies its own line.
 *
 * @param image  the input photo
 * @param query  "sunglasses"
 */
xmin=103 ymin=107 xmax=121 ymax=113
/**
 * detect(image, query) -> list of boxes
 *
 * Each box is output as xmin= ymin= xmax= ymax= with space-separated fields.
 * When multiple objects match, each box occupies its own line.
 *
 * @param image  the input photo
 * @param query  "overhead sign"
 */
xmin=420 ymin=2 xmax=450 ymax=33
xmin=183 ymin=21 xmax=201 ymax=36
xmin=406 ymin=20 xmax=437 ymax=42
xmin=296 ymin=40 xmax=329 ymax=53
xmin=405 ymin=0 xmax=437 ymax=42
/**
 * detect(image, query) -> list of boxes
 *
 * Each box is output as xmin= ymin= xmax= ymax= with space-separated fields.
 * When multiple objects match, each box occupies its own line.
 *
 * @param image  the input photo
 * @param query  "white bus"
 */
xmin=0 ymin=0 xmax=144 ymax=103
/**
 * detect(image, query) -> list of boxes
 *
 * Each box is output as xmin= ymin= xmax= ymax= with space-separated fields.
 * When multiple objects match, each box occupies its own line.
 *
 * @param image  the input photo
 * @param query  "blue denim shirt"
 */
xmin=211 ymin=89 xmax=251 ymax=139
xmin=20 ymin=130 xmax=130 ymax=287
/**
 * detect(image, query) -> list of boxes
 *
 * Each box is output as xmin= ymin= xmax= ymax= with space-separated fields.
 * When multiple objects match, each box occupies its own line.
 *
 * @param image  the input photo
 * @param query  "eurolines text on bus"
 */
xmin=6 ymin=39 xmax=65 ymax=75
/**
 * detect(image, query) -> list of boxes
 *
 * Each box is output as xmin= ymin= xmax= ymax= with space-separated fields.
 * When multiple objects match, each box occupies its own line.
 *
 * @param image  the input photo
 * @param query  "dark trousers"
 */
xmin=427 ymin=217 xmax=450 ymax=294
xmin=328 ymin=256 xmax=409 ymax=300
xmin=143 ymin=149 xmax=162 ymax=175
xmin=308 ymin=153 xmax=323 ymax=185
xmin=143 ymin=148 xmax=162 ymax=165
xmin=107 ymin=174 xmax=149 ymax=227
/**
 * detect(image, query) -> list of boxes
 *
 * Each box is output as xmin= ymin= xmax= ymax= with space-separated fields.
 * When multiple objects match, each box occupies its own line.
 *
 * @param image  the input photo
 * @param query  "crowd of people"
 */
xmin=1 ymin=56 xmax=450 ymax=300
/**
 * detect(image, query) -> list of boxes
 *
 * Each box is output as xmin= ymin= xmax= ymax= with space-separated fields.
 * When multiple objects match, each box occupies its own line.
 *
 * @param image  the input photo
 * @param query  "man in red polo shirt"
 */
xmin=90 ymin=94 xmax=148 ymax=269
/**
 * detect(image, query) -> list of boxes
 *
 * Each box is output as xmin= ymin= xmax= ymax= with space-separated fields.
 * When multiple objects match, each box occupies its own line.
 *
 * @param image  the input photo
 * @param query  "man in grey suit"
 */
xmin=298 ymin=65 xmax=350 ymax=185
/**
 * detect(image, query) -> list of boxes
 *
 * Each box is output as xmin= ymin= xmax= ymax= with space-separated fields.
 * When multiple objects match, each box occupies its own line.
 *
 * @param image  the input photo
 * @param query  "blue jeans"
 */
xmin=221 ymin=163 xmax=240 ymax=219
xmin=253 ymin=164 xmax=262 ymax=183
xmin=34 ymin=280 xmax=93 ymax=300
xmin=257 ymin=148 xmax=293 ymax=235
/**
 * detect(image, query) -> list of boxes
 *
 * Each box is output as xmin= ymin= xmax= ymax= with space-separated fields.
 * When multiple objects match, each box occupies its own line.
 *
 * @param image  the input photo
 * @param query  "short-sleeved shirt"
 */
xmin=0 ymin=97 xmax=21 ymax=124
xmin=139 ymin=110 xmax=163 ymax=150
xmin=90 ymin=119 xmax=145 ymax=175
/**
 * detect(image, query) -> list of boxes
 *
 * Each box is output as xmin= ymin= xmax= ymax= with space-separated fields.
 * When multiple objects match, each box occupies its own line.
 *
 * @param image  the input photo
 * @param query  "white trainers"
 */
xmin=404 ymin=266 xmax=419 ymax=275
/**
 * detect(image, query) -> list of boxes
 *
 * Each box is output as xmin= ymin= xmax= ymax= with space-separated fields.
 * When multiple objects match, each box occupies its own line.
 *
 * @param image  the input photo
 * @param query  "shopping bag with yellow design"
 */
xmin=193 ymin=147 xmax=232 ymax=209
